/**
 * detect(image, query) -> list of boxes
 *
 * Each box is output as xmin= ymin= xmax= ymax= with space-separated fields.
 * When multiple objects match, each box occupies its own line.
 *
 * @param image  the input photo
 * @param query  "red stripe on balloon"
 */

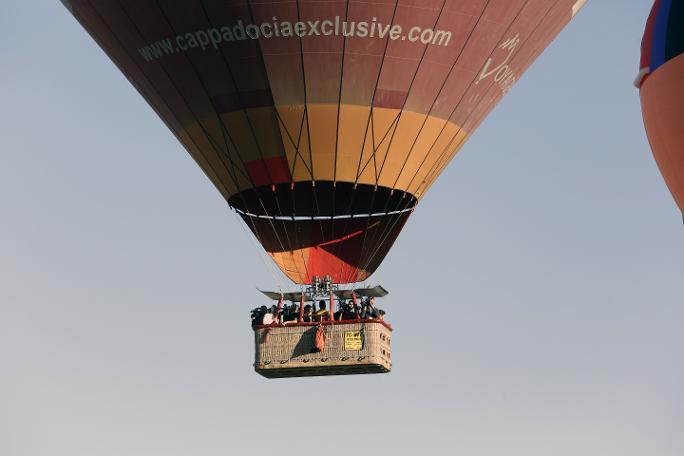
xmin=641 ymin=1 xmax=661 ymax=74
xmin=245 ymin=156 xmax=292 ymax=187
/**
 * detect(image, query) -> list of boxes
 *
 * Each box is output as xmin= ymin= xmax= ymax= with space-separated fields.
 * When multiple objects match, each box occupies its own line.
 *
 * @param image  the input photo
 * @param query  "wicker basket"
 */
xmin=254 ymin=321 xmax=392 ymax=378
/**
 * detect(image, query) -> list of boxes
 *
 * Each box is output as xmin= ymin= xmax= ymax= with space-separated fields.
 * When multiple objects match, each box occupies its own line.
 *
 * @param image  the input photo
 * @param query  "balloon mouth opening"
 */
xmin=229 ymin=182 xmax=416 ymax=284
xmin=227 ymin=181 xmax=417 ymax=218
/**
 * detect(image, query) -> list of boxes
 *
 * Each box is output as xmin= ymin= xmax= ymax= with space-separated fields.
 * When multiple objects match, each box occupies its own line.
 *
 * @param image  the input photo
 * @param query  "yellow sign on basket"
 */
xmin=344 ymin=331 xmax=363 ymax=351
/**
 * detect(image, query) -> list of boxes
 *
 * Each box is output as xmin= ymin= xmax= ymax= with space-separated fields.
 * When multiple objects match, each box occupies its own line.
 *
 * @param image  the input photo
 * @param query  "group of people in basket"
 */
xmin=251 ymin=296 xmax=385 ymax=327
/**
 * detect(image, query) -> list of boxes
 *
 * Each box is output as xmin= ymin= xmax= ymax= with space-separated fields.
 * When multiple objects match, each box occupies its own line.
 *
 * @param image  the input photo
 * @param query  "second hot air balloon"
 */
xmin=637 ymin=0 xmax=684 ymax=216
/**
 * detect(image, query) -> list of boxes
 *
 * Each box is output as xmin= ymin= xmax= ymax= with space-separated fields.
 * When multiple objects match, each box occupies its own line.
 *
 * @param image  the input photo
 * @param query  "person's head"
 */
xmin=319 ymin=301 xmax=326 ymax=310
xmin=378 ymin=309 xmax=385 ymax=320
xmin=369 ymin=297 xmax=376 ymax=307
xmin=304 ymin=304 xmax=312 ymax=314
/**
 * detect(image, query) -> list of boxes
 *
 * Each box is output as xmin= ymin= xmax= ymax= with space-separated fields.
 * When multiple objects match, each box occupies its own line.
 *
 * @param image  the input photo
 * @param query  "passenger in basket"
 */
xmin=251 ymin=306 xmax=266 ymax=328
xmin=340 ymin=301 xmax=357 ymax=321
xmin=275 ymin=305 xmax=285 ymax=324
xmin=303 ymin=304 xmax=314 ymax=322
xmin=284 ymin=303 xmax=299 ymax=324
xmin=262 ymin=306 xmax=276 ymax=325
xmin=377 ymin=309 xmax=386 ymax=321
xmin=334 ymin=300 xmax=347 ymax=321
xmin=360 ymin=297 xmax=379 ymax=319
xmin=342 ymin=299 xmax=359 ymax=320
xmin=313 ymin=301 xmax=330 ymax=321
xmin=334 ymin=298 xmax=346 ymax=321
xmin=257 ymin=305 xmax=269 ymax=325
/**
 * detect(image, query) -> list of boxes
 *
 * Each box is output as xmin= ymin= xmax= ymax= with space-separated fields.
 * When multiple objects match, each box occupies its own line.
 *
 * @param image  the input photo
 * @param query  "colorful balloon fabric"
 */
xmin=637 ymin=0 xmax=684 ymax=214
xmin=61 ymin=0 xmax=587 ymax=283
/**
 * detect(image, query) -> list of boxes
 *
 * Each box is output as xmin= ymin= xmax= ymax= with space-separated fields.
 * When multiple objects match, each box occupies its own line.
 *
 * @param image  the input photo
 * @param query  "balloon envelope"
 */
xmin=62 ymin=0 xmax=585 ymax=283
xmin=637 ymin=0 xmax=684 ymax=214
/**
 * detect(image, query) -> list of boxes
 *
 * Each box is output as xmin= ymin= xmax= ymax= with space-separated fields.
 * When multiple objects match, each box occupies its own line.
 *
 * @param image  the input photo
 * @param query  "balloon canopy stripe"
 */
xmin=639 ymin=0 xmax=684 ymax=84
xmin=652 ymin=0 xmax=674 ymax=70
xmin=244 ymin=156 xmax=292 ymax=187
xmin=64 ymin=0 xmax=581 ymax=284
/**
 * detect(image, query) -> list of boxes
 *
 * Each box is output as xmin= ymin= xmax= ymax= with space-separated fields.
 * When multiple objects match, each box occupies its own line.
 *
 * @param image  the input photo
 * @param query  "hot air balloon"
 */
xmin=637 ymin=0 xmax=684 ymax=215
xmin=61 ymin=1 xmax=586 ymax=376
xmin=61 ymin=0 xmax=587 ymax=285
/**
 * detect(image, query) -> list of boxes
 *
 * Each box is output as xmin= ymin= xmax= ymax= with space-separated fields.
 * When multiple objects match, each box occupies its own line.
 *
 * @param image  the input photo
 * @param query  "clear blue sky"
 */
xmin=3 ymin=1 xmax=683 ymax=455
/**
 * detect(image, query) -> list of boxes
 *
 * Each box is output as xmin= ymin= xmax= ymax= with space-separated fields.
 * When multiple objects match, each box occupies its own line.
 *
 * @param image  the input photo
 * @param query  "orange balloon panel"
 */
xmin=62 ymin=0 xmax=585 ymax=283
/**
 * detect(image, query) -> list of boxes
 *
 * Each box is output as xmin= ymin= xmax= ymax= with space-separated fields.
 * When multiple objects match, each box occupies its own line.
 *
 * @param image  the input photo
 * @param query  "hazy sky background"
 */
xmin=3 ymin=1 xmax=683 ymax=455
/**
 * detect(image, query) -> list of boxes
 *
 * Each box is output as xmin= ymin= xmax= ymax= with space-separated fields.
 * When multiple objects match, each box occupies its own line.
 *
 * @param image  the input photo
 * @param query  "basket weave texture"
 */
xmin=254 ymin=322 xmax=392 ymax=376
